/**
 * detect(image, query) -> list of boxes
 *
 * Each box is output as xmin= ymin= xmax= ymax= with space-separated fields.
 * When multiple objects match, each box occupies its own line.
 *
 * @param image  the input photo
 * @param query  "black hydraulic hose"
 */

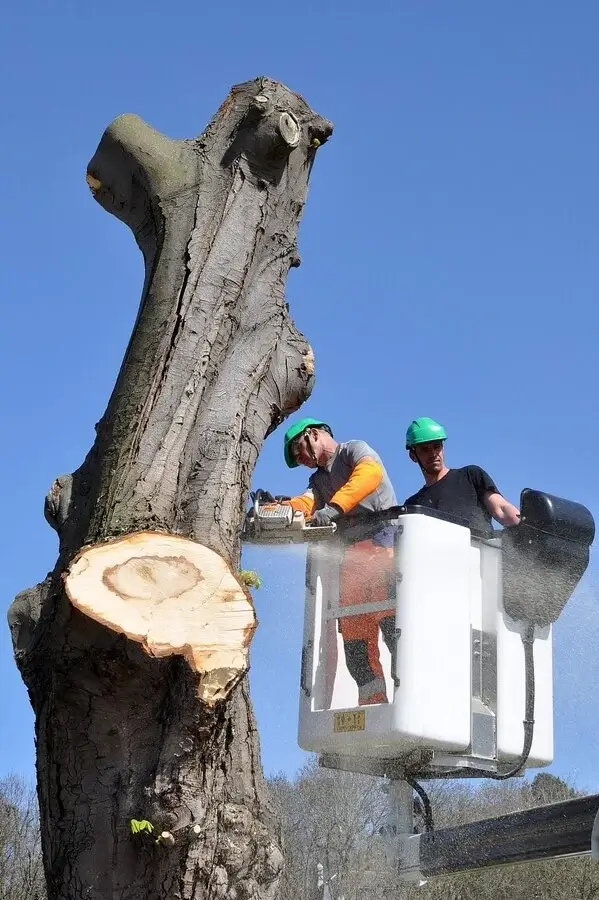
xmin=490 ymin=622 xmax=536 ymax=780
xmin=432 ymin=623 xmax=536 ymax=782
xmin=402 ymin=624 xmax=535 ymax=839
xmin=407 ymin=777 xmax=434 ymax=832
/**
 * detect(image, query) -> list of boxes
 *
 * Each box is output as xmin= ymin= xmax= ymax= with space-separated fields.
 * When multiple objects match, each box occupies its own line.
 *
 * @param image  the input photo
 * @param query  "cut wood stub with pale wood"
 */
xmin=64 ymin=532 xmax=256 ymax=704
xmin=8 ymin=76 xmax=332 ymax=900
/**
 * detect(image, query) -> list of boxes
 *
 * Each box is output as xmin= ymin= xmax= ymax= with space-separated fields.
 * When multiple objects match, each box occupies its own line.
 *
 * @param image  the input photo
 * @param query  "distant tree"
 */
xmin=0 ymin=775 xmax=45 ymax=900
xmin=528 ymin=772 xmax=579 ymax=804
xmin=269 ymin=760 xmax=389 ymax=900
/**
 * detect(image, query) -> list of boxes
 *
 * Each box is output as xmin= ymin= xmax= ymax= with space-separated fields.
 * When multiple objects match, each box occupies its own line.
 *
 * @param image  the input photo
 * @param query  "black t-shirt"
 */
xmin=404 ymin=466 xmax=499 ymax=536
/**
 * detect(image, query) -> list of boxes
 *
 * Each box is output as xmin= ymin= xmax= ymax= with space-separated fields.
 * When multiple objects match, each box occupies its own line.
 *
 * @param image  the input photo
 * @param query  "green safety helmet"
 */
xmin=405 ymin=417 xmax=447 ymax=449
xmin=283 ymin=417 xmax=332 ymax=468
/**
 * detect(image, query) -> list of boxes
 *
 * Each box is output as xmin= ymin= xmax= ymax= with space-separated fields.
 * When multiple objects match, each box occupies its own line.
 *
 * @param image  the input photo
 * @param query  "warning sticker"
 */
xmin=333 ymin=710 xmax=366 ymax=733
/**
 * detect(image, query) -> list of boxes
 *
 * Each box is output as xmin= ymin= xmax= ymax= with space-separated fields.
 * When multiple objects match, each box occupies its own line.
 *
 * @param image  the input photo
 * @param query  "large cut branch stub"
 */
xmin=64 ymin=532 xmax=256 ymax=704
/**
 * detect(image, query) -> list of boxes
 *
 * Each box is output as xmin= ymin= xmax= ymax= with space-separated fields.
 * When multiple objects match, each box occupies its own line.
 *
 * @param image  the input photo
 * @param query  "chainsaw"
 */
xmin=243 ymin=490 xmax=338 ymax=545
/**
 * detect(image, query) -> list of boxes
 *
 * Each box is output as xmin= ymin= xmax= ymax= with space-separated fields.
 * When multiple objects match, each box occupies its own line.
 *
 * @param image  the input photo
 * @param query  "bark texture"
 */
xmin=8 ymin=77 xmax=332 ymax=900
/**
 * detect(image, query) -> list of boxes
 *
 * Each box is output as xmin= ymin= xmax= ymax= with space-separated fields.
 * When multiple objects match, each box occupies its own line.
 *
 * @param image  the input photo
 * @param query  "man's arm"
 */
xmin=288 ymin=490 xmax=316 ymax=517
xmin=309 ymin=443 xmax=386 ymax=527
xmin=309 ymin=458 xmax=383 ymax=527
xmin=467 ymin=466 xmax=520 ymax=527
xmin=329 ymin=457 xmax=383 ymax=513
xmin=483 ymin=491 xmax=521 ymax=526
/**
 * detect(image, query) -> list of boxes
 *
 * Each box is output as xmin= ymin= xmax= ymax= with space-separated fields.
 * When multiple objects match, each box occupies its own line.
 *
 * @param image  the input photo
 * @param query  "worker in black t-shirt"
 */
xmin=404 ymin=417 xmax=520 ymax=536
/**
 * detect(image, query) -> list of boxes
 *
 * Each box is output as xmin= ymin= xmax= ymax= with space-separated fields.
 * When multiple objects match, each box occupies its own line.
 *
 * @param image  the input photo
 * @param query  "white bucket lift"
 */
xmin=244 ymin=486 xmax=594 ymax=880
xmin=295 ymin=491 xmax=594 ymax=780
xmin=243 ymin=488 xmax=593 ymax=780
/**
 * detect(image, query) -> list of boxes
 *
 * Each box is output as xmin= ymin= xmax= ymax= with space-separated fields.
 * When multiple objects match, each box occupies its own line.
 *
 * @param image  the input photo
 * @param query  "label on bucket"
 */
xmin=333 ymin=710 xmax=365 ymax=733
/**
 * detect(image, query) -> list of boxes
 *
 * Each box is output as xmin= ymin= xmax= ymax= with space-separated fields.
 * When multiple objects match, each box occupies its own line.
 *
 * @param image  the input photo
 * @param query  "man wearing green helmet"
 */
xmin=266 ymin=416 xmax=397 ymax=706
xmin=404 ymin=417 xmax=520 ymax=535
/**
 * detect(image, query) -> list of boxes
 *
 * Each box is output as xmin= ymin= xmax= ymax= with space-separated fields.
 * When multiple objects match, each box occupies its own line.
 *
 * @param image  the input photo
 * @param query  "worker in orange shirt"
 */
xmin=266 ymin=417 xmax=398 ymax=706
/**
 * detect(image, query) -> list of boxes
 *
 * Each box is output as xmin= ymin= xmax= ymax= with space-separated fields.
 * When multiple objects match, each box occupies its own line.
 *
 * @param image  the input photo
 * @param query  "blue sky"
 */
xmin=1 ymin=1 xmax=598 ymax=789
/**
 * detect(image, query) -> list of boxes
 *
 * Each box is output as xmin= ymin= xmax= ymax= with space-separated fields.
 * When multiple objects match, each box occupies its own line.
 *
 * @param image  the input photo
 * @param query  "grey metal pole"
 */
xmin=380 ymin=779 xmax=428 ymax=885
xmin=386 ymin=779 xmax=414 ymax=836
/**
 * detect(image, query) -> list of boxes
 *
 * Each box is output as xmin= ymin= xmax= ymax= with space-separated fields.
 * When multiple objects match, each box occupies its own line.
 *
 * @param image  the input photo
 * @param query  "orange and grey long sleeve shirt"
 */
xmin=288 ymin=440 xmax=397 ymax=546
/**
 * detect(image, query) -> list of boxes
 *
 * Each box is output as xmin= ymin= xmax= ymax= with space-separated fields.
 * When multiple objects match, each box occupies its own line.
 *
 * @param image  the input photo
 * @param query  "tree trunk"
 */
xmin=8 ymin=77 xmax=332 ymax=900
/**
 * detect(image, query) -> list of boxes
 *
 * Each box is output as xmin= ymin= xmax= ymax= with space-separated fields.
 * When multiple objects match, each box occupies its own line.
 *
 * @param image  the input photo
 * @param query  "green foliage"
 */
xmin=130 ymin=818 xmax=155 ymax=836
xmin=239 ymin=569 xmax=262 ymax=589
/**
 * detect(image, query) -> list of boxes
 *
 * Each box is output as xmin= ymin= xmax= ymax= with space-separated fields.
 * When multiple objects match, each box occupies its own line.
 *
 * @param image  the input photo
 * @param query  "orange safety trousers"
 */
xmin=338 ymin=539 xmax=396 ymax=706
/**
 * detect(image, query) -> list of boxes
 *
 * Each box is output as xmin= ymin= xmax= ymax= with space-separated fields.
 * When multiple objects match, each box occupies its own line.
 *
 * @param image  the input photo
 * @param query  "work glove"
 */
xmin=253 ymin=489 xmax=275 ymax=503
xmin=310 ymin=504 xmax=341 ymax=527
xmin=253 ymin=490 xmax=292 ymax=504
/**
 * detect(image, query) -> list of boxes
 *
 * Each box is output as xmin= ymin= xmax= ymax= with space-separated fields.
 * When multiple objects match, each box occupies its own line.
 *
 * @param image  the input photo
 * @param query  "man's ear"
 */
xmin=408 ymin=449 xmax=418 ymax=463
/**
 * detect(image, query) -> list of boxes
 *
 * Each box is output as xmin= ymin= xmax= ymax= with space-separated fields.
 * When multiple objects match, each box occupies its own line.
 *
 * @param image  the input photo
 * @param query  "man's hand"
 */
xmin=253 ymin=490 xmax=292 ymax=505
xmin=253 ymin=489 xmax=275 ymax=503
xmin=310 ymin=505 xmax=341 ymax=527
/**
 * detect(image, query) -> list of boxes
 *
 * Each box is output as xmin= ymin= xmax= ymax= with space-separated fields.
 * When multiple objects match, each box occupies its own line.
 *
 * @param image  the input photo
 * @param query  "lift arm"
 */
xmin=400 ymin=793 xmax=599 ymax=880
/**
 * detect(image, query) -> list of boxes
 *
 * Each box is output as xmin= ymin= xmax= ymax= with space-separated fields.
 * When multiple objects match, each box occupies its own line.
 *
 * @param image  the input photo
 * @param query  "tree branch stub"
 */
xmin=64 ymin=531 xmax=256 ymax=704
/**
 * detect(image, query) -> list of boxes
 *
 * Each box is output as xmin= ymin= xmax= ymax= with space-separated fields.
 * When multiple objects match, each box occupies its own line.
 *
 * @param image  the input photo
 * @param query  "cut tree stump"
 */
xmin=8 ymin=76 xmax=332 ymax=900
xmin=64 ymin=532 xmax=256 ymax=704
